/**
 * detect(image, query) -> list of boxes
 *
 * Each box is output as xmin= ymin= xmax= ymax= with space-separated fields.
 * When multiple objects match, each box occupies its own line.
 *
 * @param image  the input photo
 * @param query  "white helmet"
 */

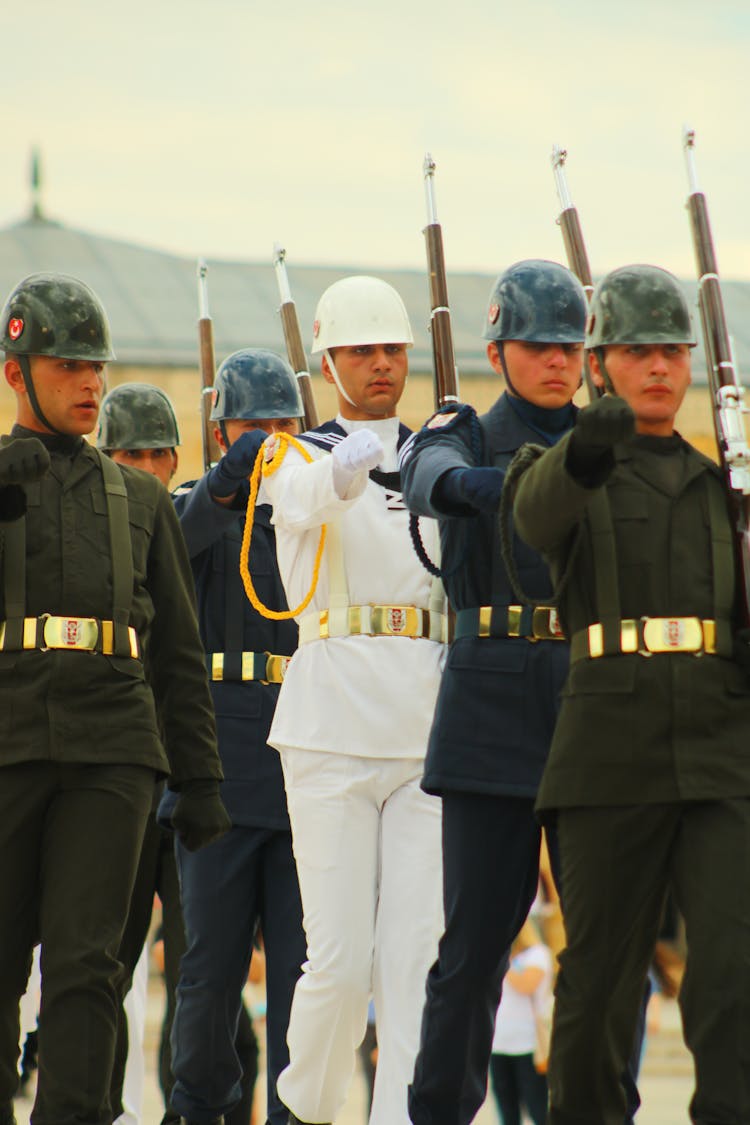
xmin=311 ymin=276 xmax=414 ymax=354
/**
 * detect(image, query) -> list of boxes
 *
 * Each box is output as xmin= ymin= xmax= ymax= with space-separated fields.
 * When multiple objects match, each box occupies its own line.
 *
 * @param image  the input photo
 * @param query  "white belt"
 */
xmin=298 ymin=605 xmax=448 ymax=645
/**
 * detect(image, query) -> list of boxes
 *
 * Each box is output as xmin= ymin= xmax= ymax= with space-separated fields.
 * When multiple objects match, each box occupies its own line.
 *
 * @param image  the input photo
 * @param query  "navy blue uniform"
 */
xmin=402 ymin=393 xmax=572 ymax=1125
xmin=165 ymin=475 xmax=306 ymax=1125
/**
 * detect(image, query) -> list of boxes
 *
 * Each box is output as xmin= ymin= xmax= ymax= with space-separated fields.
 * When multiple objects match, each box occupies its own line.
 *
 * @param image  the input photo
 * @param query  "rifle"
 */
xmin=422 ymin=154 xmax=460 ymax=410
xmin=197 ymin=260 xmax=222 ymax=472
xmin=272 ymin=243 xmax=319 ymax=430
xmin=683 ymin=125 xmax=750 ymax=624
xmin=550 ymin=144 xmax=600 ymax=400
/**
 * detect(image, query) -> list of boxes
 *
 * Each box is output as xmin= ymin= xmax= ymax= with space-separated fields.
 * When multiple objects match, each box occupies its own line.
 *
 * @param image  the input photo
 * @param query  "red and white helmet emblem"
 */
xmin=8 ymin=317 xmax=24 ymax=340
xmin=488 ymin=304 xmax=500 ymax=325
xmin=387 ymin=608 xmax=406 ymax=634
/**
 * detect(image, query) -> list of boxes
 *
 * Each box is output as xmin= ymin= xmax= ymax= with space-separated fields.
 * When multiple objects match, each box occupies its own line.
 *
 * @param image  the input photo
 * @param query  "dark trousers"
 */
xmin=170 ymin=825 xmax=306 ymax=1125
xmin=111 ymin=810 xmax=185 ymax=1120
xmin=408 ymin=793 xmax=544 ymax=1125
xmin=0 ymin=761 xmax=154 ymax=1125
xmin=549 ymin=800 xmax=750 ymax=1125
xmin=489 ymin=1052 xmax=548 ymax=1125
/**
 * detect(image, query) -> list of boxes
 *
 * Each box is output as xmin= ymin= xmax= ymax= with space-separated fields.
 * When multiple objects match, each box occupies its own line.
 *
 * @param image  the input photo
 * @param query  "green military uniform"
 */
xmin=515 ymin=428 xmax=750 ymax=1123
xmin=0 ymin=427 xmax=222 ymax=1125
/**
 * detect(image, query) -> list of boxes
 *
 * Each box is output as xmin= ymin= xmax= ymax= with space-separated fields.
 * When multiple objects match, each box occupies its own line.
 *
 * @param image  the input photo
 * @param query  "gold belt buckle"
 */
xmin=264 ymin=653 xmax=291 ymax=683
xmin=371 ymin=605 xmax=420 ymax=637
xmin=641 ymin=616 xmax=703 ymax=654
xmin=532 ymin=606 xmax=564 ymax=641
xmin=43 ymin=614 xmax=98 ymax=651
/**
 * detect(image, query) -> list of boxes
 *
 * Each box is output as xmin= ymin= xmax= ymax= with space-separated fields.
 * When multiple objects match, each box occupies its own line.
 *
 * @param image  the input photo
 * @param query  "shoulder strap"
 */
xmin=585 ymin=489 xmax=623 ymax=654
xmin=705 ymin=477 xmax=735 ymax=656
xmin=96 ymin=450 xmax=135 ymax=658
xmin=1 ymin=517 xmax=26 ymax=650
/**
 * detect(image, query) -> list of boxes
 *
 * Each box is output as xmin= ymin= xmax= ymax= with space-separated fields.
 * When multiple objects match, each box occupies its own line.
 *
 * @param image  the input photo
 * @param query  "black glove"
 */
xmin=171 ymin=779 xmax=232 ymax=851
xmin=438 ymin=466 xmax=505 ymax=514
xmin=0 ymin=438 xmax=51 ymax=487
xmin=570 ymin=397 xmax=635 ymax=459
xmin=207 ymin=430 xmax=265 ymax=498
xmin=733 ymin=628 xmax=750 ymax=677
xmin=567 ymin=396 xmax=635 ymax=482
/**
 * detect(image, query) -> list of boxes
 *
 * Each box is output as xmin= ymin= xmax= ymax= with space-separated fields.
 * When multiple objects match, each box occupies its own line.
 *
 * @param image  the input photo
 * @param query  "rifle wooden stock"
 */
xmin=197 ymin=261 xmax=222 ymax=472
xmin=550 ymin=144 xmax=600 ymax=401
xmin=422 ymin=155 xmax=459 ymax=410
xmin=558 ymin=207 xmax=593 ymax=297
xmin=273 ymin=245 xmax=319 ymax=430
xmin=684 ymin=128 xmax=750 ymax=624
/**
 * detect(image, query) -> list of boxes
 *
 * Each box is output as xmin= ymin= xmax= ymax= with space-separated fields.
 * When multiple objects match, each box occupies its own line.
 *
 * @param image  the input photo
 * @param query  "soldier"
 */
xmin=98 ymin=381 xmax=180 ymax=486
xmin=513 ymin=264 xmax=750 ymax=1123
xmin=97 ymin=382 xmax=186 ymax=1123
xmin=401 ymin=260 xmax=587 ymax=1125
xmin=0 ymin=272 xmax=229 ymax=1125
xmin=161 ymin=349 xmax=306 ymax=1125
xmin=261 ymin=276 xmax=446 ymax=1125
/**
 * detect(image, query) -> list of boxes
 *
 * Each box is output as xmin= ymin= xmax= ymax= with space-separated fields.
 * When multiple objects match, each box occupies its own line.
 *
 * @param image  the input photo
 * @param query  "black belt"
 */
xmin=0 ymin=614 xmax=140 ymax=658
xmin=570 ymin=617 xmax=722 ymax=662
xmin=454 ymin=605 xmax=565 ymax=642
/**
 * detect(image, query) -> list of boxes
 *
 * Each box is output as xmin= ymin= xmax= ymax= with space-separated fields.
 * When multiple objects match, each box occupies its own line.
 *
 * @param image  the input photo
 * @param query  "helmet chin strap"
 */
xmin=19 ymin=355 xmax=65 ymax=435
xmin=496 ymin=342 xmax=522 ymax=398
xmin=324 ymin=349 xmax=359 ymax=410
xmin=594 ymin=347 xmax=616 ymax=394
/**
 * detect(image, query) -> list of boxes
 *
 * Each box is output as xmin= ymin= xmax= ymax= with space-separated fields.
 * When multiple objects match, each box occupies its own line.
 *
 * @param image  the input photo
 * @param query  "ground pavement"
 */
xmin=14 ymin=976 xmax=694 ymax=1123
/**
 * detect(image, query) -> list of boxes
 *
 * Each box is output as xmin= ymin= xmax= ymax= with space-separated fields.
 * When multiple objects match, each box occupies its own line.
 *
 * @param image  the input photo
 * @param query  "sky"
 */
xmin=3 ymin=0 xmax=749 ymax=279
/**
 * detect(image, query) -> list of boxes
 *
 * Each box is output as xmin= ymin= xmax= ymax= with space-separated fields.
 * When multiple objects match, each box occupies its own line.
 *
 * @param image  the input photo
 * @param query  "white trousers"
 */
xmin=115 ymin=944 xmax=149 ymax=1125
xmin=276 ymin=749 xmax=443 ymax=1124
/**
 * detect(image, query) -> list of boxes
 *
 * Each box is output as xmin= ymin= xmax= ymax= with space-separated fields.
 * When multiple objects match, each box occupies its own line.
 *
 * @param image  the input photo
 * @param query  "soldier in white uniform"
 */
xmin=261 ymin=276 xmax=445 ymax=1125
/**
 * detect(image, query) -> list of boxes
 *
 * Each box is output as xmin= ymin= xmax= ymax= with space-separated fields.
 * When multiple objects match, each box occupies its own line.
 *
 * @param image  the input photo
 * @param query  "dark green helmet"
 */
xmin=586 ymin=265 xmax=695 ymax=349
xmin=0 ymin=272 xmax=115 ymax=360
xmin=210 ymin=348 xmax=303 ymax=421
xmin=483 ymin=260 xmax=587 ymax=344
xmin=97 ymin=383 xmax=180 ymax=451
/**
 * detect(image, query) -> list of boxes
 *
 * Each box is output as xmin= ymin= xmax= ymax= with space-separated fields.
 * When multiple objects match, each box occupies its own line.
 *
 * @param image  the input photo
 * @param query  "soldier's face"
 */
xmin=489 ymin=340 xmax=582 ymax=409
xmin=590 ymin=344 xmax=692 ymax=436
xmin=6 ymin=355 xmax=105 ymax=436
xmin=216 ymin=417 xmax=299 ymax=453
xmin=322 ymin=344 xmax=408 ymax=420
xmin=109 ymin=447 xmax=178 ymax=487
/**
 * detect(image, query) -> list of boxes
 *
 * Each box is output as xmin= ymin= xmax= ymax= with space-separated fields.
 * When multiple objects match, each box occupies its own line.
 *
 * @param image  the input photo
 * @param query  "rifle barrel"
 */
xmin=272 ymin=243 xmax=319 ymax=429
xmin=422 ymin=152 xmax=459 ymax=409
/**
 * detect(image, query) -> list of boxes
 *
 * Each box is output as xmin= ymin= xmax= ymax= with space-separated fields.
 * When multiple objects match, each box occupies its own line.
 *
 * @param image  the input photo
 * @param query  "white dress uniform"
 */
xmin=264 ymin=414 xmax=445 ymax=1124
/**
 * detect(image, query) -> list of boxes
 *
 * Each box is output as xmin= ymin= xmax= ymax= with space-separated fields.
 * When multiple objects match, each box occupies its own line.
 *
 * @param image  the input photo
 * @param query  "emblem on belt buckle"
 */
xmin=548 ymin=609 xmax=563 ymax=638
xmin=642 ymin=616 xmax=702 ymax=654
xmin=63 ymin=618 xmax=82 ymax=646
xmin=387 ymin=607 xmax=406 ymax=634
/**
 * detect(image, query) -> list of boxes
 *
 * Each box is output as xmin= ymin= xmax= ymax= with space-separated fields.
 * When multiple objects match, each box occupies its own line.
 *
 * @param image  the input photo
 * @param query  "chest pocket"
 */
xmin=608 ymin=486 xmax=650 ymax=567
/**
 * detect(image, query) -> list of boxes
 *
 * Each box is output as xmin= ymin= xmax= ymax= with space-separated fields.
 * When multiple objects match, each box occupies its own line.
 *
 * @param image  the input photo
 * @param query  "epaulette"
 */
xmin=399 ymin=403 xmax=476 ymax=469
xmin=421 ymin=402 xmax=475 ymax=434
xmin=171 ymin=480 xmax=197 ymax=498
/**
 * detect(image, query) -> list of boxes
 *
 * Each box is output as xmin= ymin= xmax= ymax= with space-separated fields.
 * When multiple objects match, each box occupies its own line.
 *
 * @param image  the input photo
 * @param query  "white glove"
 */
xmin=331 ymin=429 xmax=384 ymax=498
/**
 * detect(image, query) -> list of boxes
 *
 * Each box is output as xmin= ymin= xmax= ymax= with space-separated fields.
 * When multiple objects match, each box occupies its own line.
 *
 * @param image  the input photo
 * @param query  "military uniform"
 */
xmin=515 ymin=428 xmax=750 ymax=1123
xmin=163 ymin=471 xmax=305 ymax=1125
xmin=265 ymin=414 xmax=445 ymax=1125
xmin=0 ymin=428 xmax=222 ymax=1125
xmin=401 ymin=393 xmax=572 ymax=1125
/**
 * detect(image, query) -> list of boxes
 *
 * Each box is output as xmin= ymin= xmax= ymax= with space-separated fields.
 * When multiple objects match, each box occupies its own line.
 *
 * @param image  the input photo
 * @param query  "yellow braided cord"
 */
xmin=239 ymin=432 xmax=327 ymax=620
